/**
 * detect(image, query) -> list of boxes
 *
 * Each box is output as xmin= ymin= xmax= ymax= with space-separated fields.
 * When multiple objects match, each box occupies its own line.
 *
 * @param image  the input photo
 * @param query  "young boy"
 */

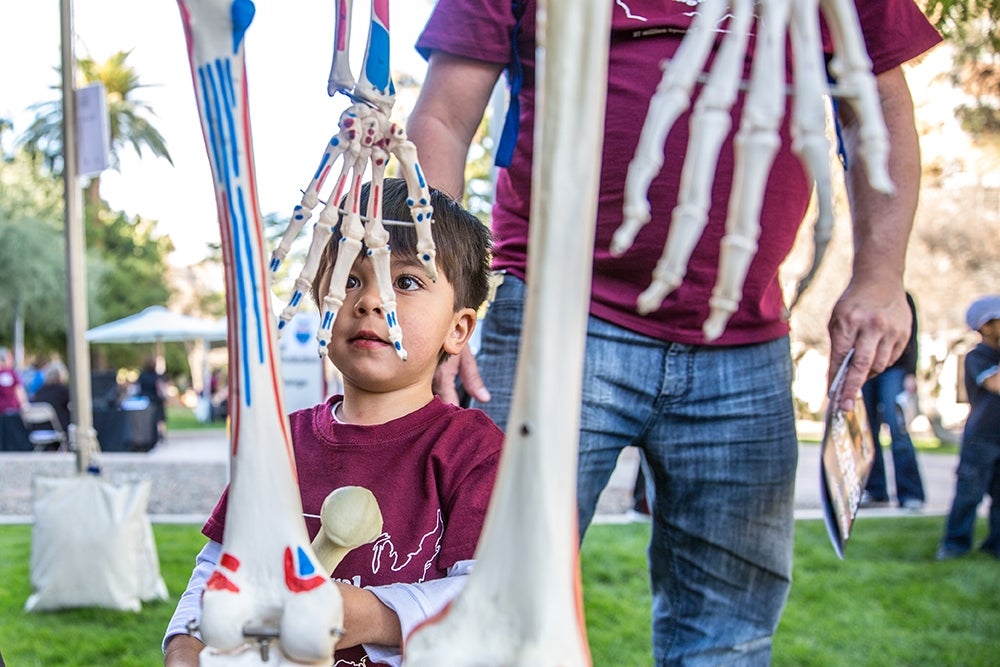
xmin=163 ymin=178 xmax=502 ymax=666
xmin=937 ymin=294 xmax=1000 ymax=561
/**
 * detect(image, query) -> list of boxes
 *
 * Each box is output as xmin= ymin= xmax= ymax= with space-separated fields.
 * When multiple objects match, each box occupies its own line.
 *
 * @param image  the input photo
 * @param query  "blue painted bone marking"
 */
xmin=230 ymin=0 xmax=256 ymax=54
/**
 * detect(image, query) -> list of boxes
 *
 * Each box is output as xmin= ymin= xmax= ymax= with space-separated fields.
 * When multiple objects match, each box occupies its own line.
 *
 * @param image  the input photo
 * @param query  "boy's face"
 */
xmin=980 ymin=319 xmax=1000 ymax=346
xmin=323 ymin=253 xmax=475 ymax=394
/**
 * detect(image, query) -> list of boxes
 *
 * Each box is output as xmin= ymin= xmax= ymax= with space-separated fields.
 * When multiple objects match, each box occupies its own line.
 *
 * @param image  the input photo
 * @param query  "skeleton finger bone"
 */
xmin=177 ymin=1 xmax=343 ymax=664
xmin=784 ymin=0 xmax=835 ymax=310
xmin=820 ymin=0 xmax=894 ymax=194
xmin=702 ymin=0 xmax=792 ymax=341
xmin=385 ymin=128 xmax=437 ymax=282
xmin=310 ymin=486 xmax=384 ymax=575
xmin=614 ymin=0 xmax=728 ymax=256
xmin=316 ymin=170 xmax=367 ymax=358
xmin=269 ymin=119 xmax=355 ymax=276
xmin=362 ymin=150 xmax=408 ymax=358
xmin=274 ymin=104 xmax=370 ymax=335
xmin=635 ymin=0 xmax=752 ymax=314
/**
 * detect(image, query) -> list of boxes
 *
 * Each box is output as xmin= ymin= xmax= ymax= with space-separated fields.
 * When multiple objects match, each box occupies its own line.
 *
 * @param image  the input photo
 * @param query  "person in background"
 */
xmin=861 ymin=292 xmax=926 ymax=510
xmin=20 ymin=356 xmax=46 ymax=399
xmin=0 ymin=347 xmax=28 ymax=415
xmin=137 ymin=357 xmax=168 ymax=443
xmin=936 ymin=295 xmax=1000 ymax=561
xmin=31 ymin=365 xmax=72 ymax=433
xmin=407 ymin=0 xmax=941 ymax=663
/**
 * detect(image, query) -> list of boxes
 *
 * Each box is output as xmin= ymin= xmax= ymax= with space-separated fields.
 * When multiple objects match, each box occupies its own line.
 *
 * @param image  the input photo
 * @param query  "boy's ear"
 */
xmin=442 ymin=307 xmax=478 ymax=357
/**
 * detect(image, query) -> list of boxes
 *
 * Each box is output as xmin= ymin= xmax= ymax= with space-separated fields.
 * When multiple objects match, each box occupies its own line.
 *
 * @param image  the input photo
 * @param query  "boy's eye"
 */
xmin=395 ymin=274 xmax=421 ymax=291
xmin=345 ymin=275 xmax=360 ymax=289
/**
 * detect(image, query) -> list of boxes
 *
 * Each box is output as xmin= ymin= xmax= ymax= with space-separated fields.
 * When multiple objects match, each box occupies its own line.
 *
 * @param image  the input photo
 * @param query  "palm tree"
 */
xmin=17 ymin=49 xmax=173 ymax=212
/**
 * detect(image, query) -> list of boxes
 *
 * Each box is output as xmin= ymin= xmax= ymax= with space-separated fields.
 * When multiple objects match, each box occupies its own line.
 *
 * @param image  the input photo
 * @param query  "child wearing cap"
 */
xmin=936 ymin=295 xmax=1000 ymax=560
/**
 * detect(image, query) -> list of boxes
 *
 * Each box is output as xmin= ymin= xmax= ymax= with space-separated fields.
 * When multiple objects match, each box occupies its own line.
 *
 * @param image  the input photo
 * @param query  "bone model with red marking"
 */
xmin=177 ymin=1 xmax=342 ymax=664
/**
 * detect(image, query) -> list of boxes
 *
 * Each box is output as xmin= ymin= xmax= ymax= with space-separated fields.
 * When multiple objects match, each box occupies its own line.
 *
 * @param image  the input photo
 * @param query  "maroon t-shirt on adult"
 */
xmin=203 ymin=396 xmax=502 ymax=665
xmin=417 ymin=0 xmax=941 ymax=345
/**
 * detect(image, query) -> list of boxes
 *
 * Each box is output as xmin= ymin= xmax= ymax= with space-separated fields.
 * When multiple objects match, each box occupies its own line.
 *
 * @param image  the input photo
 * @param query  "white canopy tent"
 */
xmin=86 ymin=305 xmax=227 ymax=401
xmin=85 ymin=305 xmax=227 ymax=344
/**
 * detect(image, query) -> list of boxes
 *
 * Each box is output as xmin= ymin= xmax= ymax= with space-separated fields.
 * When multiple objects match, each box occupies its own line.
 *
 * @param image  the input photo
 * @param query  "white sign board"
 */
xmin=75 ymin=82 xmax=109 ymax=178
xmin=279 ymin=311 xmax=329 ymax=413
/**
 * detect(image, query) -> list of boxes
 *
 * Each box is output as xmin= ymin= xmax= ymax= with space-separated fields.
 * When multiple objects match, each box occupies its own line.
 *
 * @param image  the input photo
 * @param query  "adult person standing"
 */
xmin=137 ymin=357 xmax=168 ymax=443
xmin=407 ymin=1 xmax=941 ymax=664
xmin=32 ymin=365 xmax=72 ymax=433
xmin=861 ymin=291 xmax=926 ymax=509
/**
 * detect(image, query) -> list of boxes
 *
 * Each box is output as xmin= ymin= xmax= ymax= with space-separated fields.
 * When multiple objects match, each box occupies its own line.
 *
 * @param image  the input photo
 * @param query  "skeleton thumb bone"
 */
xmin=311 ymin=486 xmax=384 ymax=575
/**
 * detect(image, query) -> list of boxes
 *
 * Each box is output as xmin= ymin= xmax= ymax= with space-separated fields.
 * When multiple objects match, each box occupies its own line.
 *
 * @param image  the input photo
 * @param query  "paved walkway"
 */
xmin=0 ymin=422 xmax=962 ymax=525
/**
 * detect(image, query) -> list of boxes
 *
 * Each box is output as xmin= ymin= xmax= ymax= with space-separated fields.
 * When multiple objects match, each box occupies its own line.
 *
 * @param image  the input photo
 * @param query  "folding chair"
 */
xmin=20 ymin=402 xmax=68 ymax=452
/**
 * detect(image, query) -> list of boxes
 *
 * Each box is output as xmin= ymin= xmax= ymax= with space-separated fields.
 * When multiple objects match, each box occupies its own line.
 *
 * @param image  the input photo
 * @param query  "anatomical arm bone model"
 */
xmin=404 ymin=0 xmax=610 ymax=664
xmin=268 ymin=0 xmax=436 ymax=362
xmin=177 ymin=1 xmax=348 ymax=664
xmin=615 ymin=0 xmax=894 ymax=341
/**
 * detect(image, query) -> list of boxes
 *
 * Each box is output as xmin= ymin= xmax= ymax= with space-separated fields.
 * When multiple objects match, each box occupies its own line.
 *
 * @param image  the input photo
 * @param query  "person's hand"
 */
xmin=432 ymin=346 xmax=490 ymax=406
xmin=163 ymin=633 xmax=204 ymax=667
xmin=828 ymin=279 xmax=911 ymax=411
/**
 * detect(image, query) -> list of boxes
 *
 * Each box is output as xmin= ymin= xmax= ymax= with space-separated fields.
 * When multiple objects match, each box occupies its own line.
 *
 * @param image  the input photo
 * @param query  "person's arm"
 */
xmin=979 ymin=364 xmax=1000 ymax=394
xmin=408 ymin=51 xmax=505 ymax=405
xmin=163 ymin=540 xmax=220 ymax=666
xmin=163 ymin=635 xmax=204 ymax=667
xmin=359 ymin=560 xmax=475 ymax=665
xmin=334 ymin=581 xmax=403 ymax=650
xmin=407 ymin=51 xmax=504 ymax=199
xmin=828 ymin=65 xmax=920 ymax=410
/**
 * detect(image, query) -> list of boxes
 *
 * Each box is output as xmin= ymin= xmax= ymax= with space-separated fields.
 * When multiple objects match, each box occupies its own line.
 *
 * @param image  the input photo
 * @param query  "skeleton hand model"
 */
xmin=269 ymin=0 xmax=436 ymax=361
xmin=614 ymin=0 xmax=894 ymax=341
xmin=178 ymin=1 xmax=342 ymax=664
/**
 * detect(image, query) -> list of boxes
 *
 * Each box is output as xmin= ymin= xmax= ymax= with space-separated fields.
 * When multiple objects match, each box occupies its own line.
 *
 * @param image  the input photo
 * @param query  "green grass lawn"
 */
xmin=0 ymin=517 xmax=996 ymax=665
xmin=166 ymin=406 xmax=227 ymax=432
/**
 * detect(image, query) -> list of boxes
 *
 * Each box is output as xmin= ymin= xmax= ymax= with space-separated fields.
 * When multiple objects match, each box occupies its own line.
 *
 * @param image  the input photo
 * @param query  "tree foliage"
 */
xmin=0 ymin=151 xmax=108 ymax=352
xmin=923 ymin=0 xmax=1000 ymax=134
xmin=17 ymin=50 xmax=172 ymax=178
xmin=10 ymin=50 xmax=178 ymax=370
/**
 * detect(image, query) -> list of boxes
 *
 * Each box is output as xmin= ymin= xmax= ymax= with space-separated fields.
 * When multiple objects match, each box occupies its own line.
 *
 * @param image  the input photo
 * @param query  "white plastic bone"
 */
xmin=701 ymin=0 xmax=791 ymax=340
xmin=310 ymin=486 xmax=384 ymax=575
xmin=619 ymin=0 xmax=895 ymax=341
xmin=328 ymin=0 xmax=357 ymax=96
xmin=820 ymin=0 xmax=894 ymax=194
xmin=329 ymin=0 xmax=395 ymax=114
xmin=177 ymin=1 xmax=342 ymax=664
xmin=402 ymin=0 xmax=611 ymax=663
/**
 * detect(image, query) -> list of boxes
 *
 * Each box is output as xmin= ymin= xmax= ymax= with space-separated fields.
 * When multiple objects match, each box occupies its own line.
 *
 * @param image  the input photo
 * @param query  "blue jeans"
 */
xmin=941 ymin=437 xmax=1000 ymax=557
xmin=860 ymin=368 xmax=925 ymax=504
xmin=472 ymin=274 xmax=798 ymax=666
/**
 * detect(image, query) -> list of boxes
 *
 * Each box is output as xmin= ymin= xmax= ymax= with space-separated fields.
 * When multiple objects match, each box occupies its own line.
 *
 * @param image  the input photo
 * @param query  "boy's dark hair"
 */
xmin=311 ymin=178 xmax=493 ymax=312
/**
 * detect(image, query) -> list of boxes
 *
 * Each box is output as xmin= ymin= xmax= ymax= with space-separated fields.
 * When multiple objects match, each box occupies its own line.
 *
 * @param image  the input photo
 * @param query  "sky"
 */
xmin=1 ymin=0 xmax=435 ymax=265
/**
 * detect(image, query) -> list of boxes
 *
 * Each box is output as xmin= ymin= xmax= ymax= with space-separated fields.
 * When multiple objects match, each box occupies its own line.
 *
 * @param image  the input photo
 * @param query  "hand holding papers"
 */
xmin=820 ymin=349 xmax=876 ymax=558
